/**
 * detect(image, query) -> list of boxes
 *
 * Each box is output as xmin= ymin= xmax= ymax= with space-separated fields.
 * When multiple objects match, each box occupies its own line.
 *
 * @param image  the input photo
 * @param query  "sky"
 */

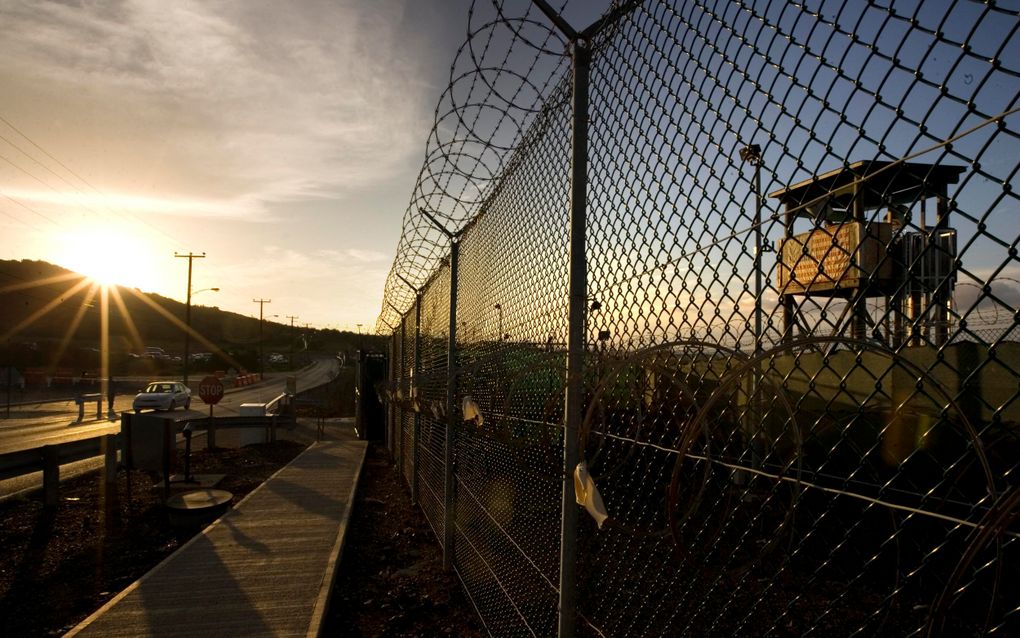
xmin=0 ymin=0 xmax=470 ymax=331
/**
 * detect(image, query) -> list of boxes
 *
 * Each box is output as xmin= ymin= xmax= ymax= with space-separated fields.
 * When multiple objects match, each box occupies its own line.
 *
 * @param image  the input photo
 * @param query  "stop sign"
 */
xmin=198 ymin=375 xmax=224 ymax=405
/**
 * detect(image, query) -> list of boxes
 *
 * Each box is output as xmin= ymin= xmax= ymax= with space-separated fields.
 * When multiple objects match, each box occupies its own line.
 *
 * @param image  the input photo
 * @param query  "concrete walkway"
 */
xmin=66 ymin=438 xmax=367 ymax=638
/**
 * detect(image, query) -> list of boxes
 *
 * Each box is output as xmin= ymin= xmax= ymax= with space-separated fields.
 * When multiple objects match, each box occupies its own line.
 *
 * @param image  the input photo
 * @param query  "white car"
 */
xmin=133 ymin=381 xmax=192 ymax=411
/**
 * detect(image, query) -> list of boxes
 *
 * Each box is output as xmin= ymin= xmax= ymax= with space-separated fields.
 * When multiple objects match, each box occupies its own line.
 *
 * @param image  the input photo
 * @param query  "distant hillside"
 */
xmin=0 ymin=259 xmax=267 ymax=348
xmin=0 ymin=259 xmax=382 ymax=373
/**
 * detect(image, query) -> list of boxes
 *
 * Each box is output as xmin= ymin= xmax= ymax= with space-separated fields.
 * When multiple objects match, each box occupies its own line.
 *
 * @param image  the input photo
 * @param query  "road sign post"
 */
xmin=198 ymin=376 xmax=224 ymax=448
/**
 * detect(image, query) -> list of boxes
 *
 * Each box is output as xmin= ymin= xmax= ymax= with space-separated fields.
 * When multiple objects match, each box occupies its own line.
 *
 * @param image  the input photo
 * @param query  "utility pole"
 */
xmin=175 ymin=252 xmax=205 ymax=386
xmin=286 ymin=315 xmax=298 ymax=370
xmin=253 ymin=298 xmax=271 ymax=380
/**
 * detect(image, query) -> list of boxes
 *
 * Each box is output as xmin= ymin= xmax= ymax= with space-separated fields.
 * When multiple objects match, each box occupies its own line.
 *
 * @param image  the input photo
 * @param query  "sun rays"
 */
xmin=1 ymin=269 xmax=246 ymax=383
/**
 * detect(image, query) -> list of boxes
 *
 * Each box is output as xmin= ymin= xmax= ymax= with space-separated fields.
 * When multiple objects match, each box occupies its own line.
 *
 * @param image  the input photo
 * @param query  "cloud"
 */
xmin=0 ymin=0 xmax=437 ymax=216
xmin=2 ymin=188 xmax=273 ymax=220
xmin=346 ymin=249 xmax=388 ymax=262
xmin=314 ymin=248 xmax=388 ymax=262
xmin=210 ymin=244 xmax=389 ymax=326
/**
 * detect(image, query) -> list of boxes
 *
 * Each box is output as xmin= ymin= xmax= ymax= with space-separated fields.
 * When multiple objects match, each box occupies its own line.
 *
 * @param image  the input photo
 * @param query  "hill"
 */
xmin=0 ymin=259 xmax=381 ymax=375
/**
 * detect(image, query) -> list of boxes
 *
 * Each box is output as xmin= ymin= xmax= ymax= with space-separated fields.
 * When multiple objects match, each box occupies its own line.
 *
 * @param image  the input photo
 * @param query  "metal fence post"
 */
xmin=559 ymin=36 xmax=591 ymax=638
xmin=444 ymin=238 xmax=459 ymax=570
xmin=412 ymin=293 xmax=422 ymax=506
xmin=399 ymin=316 xmax=407 ymax=481
xmin=417 ymin=206 xmax=464 ymax=572
xmin=388 ymin=332 xmax=395 ymax=454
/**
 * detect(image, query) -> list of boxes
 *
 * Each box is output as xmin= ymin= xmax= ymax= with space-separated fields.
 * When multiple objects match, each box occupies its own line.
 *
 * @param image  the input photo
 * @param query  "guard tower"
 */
xmin=769 ymin=161 xmax=965 ymax=347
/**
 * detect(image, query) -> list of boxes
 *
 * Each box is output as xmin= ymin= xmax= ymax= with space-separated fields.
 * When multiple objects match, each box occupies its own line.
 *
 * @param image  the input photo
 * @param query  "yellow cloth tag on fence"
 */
xmin=462 ymin=395 xmax=484 ymax=428
xmin=574 ymin=461 xmax=609 ymax=529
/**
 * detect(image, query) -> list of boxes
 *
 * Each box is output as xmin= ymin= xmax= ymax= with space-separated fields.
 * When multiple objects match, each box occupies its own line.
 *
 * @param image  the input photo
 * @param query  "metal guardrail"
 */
xmin=0 ymin=411 xmax=298 ymax=497
xmin=0 ymin=434 xmax=118 ymax=506
xmin=185 ymin=415 xmax=296 ymax=434
xmin=264 ymin=392 xmax=292 ymax=415
xmin=0 ymin=436 xmax=111 ymax=482
xmin=74 ymin=393 xmax=105 ymax=422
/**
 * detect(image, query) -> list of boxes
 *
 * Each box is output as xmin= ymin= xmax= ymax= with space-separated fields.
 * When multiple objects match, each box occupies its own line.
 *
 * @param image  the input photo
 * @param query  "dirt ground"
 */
xmin=0 ymin=441 xmax=306 ymax=637
xmin=325 ymin=443 xmax=486 ymax=637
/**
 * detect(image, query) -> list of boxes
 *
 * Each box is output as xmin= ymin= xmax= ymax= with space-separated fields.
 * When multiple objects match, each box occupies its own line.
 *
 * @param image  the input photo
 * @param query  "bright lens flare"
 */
xmin=52 ymin=224 xmax=160 ymax=288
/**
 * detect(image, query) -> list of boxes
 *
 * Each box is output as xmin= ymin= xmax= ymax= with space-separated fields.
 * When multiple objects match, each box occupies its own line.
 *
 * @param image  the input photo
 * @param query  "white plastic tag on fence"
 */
xmin=574 ymin=460 xmax=609 ymax=529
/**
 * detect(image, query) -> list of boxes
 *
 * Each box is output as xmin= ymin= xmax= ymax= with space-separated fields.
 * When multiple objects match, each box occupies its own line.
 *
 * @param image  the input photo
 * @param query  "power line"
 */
xmin=0 ymin=190 xmax=60 ymax=226
xmin=0 ymin=150 xmax=62 ymax=192
xmin=0 ymin=147 xmax=170 ymax=254
xmin=0 ymin=112 xmax=188 ymax=250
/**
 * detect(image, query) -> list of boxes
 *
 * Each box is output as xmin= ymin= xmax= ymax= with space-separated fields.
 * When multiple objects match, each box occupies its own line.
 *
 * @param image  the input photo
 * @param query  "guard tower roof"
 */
xmin=769 ymin=160 xmax=965 ymax=220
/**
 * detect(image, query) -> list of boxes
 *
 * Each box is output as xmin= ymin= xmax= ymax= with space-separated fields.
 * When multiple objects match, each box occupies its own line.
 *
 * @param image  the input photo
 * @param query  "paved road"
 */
xmin=0 ymin=357 xmax=340 ymax=498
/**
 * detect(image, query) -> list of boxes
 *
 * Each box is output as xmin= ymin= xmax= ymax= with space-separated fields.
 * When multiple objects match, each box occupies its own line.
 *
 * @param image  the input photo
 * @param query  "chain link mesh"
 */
xmin=379 ymin=0 xmax=1019 ymax=635
xmin=418 ymin=265 xmax=452 ymax=541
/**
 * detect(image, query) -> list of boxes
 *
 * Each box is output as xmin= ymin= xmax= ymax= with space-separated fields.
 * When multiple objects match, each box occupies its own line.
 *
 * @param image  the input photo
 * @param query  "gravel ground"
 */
xmin=325 ymin=442 xmax=486 ymax=637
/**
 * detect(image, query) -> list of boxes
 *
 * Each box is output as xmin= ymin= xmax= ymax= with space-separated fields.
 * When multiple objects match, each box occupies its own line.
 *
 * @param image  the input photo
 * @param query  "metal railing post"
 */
xmin=42 ymin=444 xmax=59 ymax=507
xmin=559 ymin=36 xmax=591 ymax=638
xmin=102 ymin=434 xmax=117 ymax=487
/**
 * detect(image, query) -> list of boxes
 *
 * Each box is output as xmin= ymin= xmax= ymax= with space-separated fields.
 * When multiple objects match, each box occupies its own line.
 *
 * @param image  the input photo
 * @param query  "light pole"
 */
xmin=739 ymin=143 xmax=764 ymax=477
xmin=253 ymin=298 xmax=271 ymax=380
xmin=738 ymin=143 xmax=763 ymax=353
xmin=175 ymin=251 xmax=205 ymax=386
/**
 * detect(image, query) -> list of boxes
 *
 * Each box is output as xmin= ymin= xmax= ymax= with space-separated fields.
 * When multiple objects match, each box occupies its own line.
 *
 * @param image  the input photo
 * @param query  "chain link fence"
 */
xmin=378 ymin=1 xmax=1019 ymax=635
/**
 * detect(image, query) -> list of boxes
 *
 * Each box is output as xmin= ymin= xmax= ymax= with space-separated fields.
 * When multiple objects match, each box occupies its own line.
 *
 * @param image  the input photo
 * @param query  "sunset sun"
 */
xmin=51 ymin=224 xmax=162 ymax=289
